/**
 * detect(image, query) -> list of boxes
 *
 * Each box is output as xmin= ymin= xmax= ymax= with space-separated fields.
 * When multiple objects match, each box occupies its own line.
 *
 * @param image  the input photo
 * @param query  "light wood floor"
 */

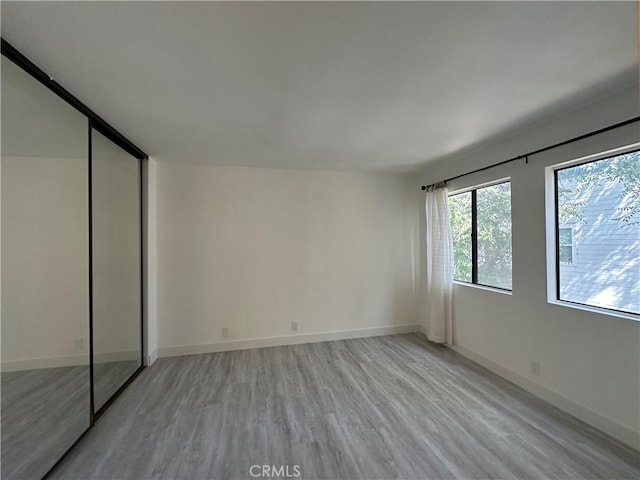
xmin=1 ymin=361 xmax=139 ymax=480
xmin=50 ymin=334 xmax=639 ymax=479
xmin=94 ymin=359 xmax=141 ymax=411
xmin=1 ymin=366 xmax=89 ymax=480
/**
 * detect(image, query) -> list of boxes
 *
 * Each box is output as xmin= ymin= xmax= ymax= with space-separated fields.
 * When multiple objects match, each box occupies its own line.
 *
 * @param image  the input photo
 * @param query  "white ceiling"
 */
xmin=1 ymin=1 xmax=637 ymax=172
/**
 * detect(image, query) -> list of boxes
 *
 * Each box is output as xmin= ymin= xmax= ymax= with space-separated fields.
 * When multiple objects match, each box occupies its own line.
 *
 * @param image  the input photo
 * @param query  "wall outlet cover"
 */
xmin=530 ymin=360 xmax=540 ymax=375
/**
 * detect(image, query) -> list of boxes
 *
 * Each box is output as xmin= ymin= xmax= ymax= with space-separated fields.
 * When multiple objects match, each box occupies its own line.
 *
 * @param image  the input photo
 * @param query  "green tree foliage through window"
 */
xmin=449 ymin=192 xmax=472 ymax=282
xmin=555 ymin=150 xmax=639 ymax=314
xmin=448 ymin=182 xmax=512 ymax=290
xmin=477 ymin=183 xmax=512 ymax=289
xmin=557 ymin=151 xmax=640 ymax=225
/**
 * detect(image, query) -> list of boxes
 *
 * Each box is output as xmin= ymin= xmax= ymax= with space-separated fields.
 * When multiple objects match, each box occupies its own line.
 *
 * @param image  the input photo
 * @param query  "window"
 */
xmin=553 ymin=149 xmax=640 ymax=315
xmin=558 ymin=227 xmax=574 ymax=264
xmin=449 ymin=181 xmax=512 ymax=290
xmin=449 ymin=191 xmax=472 ymax=283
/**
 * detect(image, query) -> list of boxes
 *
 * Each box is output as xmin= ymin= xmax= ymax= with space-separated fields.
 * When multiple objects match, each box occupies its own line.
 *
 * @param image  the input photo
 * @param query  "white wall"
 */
xmin=91 ymin=131 xmax=142 ymax=362
xmin=144 ymin=158 xmax=159 ymax=365
xmin=155 ymin=163 xmax=421 ymax=355
xmin=2 ymin=152 xmax=144 ymax=370
xmin=1 ymin=156 xmax=90 ymax=370
xmin=417 ymin=82 xmax=640 ymax=448
xmin=1 ymin=56 xmax=93 ymax=371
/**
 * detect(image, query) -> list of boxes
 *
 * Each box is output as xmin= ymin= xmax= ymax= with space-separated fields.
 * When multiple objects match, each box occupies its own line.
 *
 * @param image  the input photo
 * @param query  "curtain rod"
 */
xmin=420 ymin=116 xmax=640 ymax=191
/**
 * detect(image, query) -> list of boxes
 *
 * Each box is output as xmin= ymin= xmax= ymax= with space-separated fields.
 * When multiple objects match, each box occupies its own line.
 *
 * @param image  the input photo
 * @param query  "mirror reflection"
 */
xmin=91 ymin=129 xmax=142 ymax=411
xmin=1 ymin=56 xmax=91 ymax=479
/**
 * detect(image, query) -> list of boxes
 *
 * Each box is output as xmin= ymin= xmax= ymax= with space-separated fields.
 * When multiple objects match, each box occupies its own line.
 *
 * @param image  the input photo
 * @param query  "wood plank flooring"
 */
xmin=1 ymin=361 xmax=140 ymax=480
xmin=1 ymin=366 xmax=89 ymax=480
xmin=94 ymin=360 xmax=141 ymax=411
xmin=49 ymin=334 xmax=639 ymax=479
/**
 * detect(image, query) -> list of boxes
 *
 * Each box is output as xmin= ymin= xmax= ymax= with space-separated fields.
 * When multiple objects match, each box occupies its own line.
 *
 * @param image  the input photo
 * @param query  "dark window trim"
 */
xmin=553 ymin=147 xmax=639 ymax=174
xmin=554 ymin=169 xmax=561 ymax=301
xmin=454 ymin=280 xmax=513 ymax=293
xmin=471 ymin=189 xmax=478 ymax=284
xmin=554 ymin=297 xmax=639 ymax=317
xmin=449 ymin=180 xmax=513 ymax=292
xmin=553 ymin=148 xmax=640 ymax=316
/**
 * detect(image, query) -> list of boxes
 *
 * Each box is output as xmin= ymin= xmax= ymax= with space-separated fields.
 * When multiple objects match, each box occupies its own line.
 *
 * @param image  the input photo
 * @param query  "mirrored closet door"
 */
xmin=1 ymin=40 xmax=146 ymax=480
xmin=1 ymin=55 xmax=91 ymax=480
xmin=91 ymin=128 xmax=142 ymax=411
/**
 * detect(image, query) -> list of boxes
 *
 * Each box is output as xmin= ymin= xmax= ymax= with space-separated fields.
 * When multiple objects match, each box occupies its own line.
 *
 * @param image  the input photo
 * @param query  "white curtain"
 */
xmin=424 ymin=187 xmax=453 ymax=344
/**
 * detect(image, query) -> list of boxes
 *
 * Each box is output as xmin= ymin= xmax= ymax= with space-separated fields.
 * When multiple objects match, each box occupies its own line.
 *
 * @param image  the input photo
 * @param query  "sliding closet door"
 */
xmin=91 ymin=129 xmax=142 ymax=411
xmin=1 ymin=56 xmax=90 ymax=479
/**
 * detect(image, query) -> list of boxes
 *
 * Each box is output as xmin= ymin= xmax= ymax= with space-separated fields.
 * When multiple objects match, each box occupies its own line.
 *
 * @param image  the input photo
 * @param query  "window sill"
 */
xmin=547 ymin=299 xmax=640 ymax=323
xmin=453 ymin=281 xmax=512 ymax=296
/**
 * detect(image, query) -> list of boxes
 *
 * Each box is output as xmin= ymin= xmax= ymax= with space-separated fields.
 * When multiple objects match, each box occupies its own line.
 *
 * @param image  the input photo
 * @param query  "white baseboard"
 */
xmin=160 ymin=325 xmax=637 ymax=449
xmin=146 ymin=350 xmax=158 ymax=366
xmin=158 ymin=324 xmax=420 ymax=358
xmin=2 ymin=349 xmax=141 ymax=372
xmin=1 ymin=354 xmax=87 ymax=372
xmin=94 ymin=350 xmax=140 ymax=364
xmin=447 ymin=342 xmax=640 ymax=450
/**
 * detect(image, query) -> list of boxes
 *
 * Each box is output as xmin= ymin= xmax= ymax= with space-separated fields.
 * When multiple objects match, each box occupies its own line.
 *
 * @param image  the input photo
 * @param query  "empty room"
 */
xmin=1 ymin=1 xmax=639 ymax=479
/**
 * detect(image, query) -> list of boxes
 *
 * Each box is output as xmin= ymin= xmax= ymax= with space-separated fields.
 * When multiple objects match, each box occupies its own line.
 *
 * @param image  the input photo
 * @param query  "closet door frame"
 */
xmin=89 ymin=120 xmax=146 ymax=421
xmin=1 ymin=38 xmax=147 ymax=476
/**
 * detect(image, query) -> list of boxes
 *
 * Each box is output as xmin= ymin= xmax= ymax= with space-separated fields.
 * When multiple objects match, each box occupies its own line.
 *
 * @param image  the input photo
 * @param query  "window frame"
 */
xmin=448 ymin=178 xmax=512 ymax=292
xmin=548 ymin=144 xmax=640 ymax=319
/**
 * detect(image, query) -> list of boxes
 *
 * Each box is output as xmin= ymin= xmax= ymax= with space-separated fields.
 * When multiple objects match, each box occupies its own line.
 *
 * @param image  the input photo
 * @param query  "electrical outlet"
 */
xmin=530 ymin=360 xmax=540 ymax=376
xmin=222 ymin=327 xmax=229 ymax=338
xmin=291 ymin=322 xmax=298 ymax=333
xmin=74 ymin=338 xmax=83 ymax=352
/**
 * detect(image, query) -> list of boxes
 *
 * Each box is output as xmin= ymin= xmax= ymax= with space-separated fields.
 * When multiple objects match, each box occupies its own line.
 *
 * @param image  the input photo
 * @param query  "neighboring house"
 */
xmin=559 ymin=179 xmax=640 ymax=314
